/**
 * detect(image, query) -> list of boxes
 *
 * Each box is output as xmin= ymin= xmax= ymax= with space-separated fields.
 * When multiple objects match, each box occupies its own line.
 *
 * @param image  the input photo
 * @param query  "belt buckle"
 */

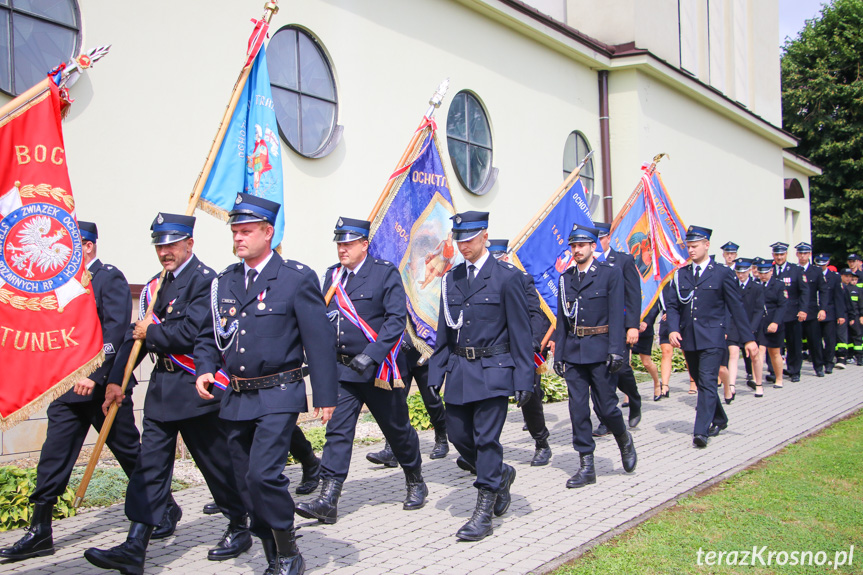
xmin=576 ymin=326 xmax=585 ymax=337
xmin=230 ymin=376 xmax=241 ymax=392
xmin=163 ymin=358 xmax=175 ymax=372
xmin=465 ymin=347 xmax=476 ymax=360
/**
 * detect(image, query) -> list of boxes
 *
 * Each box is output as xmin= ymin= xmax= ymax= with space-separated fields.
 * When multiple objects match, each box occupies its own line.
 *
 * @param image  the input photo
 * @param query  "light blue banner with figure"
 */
xmin=198 ymin=46 xmax=285 ymax=248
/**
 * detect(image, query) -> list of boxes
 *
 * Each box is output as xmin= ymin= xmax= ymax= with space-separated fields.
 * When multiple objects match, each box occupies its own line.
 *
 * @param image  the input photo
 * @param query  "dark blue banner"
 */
xmin=513 ymin=178 xmax=593 ymax=318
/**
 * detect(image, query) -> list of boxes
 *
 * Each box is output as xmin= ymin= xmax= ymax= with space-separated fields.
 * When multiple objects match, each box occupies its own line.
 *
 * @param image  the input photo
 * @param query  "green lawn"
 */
xmin=556 ymin=411 xmax=863 ymax=574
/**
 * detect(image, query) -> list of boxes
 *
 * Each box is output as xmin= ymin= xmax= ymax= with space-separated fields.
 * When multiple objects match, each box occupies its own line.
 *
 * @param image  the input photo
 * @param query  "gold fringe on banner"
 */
xmin=0 ymin=350 xmax=104 ymax=431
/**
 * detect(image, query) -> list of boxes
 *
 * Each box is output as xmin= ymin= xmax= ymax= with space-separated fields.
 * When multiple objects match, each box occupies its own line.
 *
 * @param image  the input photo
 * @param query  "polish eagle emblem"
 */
xmin=7 ymin=215 xmax=72 ymax=278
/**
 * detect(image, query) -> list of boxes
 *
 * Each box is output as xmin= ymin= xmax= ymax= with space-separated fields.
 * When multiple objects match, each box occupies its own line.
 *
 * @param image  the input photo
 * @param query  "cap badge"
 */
xmin=338 ymin=218 xmax=344 ymax=227
xmin=156 ymin=213 xmax=164 ymax=224
xmin=455 ymin=215 xmax=462 ymax=224
xmin=235 ymin=194 xmax=243 ymax=205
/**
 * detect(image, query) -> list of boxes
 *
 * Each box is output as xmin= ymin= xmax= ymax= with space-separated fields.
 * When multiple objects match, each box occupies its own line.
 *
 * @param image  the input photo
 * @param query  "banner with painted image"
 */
xmin=608 ymin=161 xmax=688 ymax=319
xmin=369 ymin=129 xmax=460 ymax=357
xmin=198 ymin=45 xmax=285 ymax=248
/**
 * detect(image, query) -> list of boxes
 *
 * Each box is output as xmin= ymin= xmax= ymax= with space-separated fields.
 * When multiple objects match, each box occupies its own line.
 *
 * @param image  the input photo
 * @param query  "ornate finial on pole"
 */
xmin=430 ymin=78 xmax=449 ymax=109
xmin=262 ymin=1 xmax=279 ymax=22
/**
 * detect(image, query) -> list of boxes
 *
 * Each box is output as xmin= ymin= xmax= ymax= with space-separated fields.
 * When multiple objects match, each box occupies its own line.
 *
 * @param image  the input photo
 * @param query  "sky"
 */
xmin=779 ymin=0 xmax=829 ymax=46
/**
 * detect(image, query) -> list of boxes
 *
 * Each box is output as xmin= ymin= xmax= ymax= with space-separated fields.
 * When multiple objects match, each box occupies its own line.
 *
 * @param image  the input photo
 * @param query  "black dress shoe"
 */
xmin=628 ymin=410 xmax=641 ymax=428
xmin=746 ymin=380 xmax=757 ymax=391
xmin=366 ymin=441 xmax=399 ymax=468
xmin=207 ymin=521 xmax=252 ymax=561
xmin=429 ymin=428 xmax=449 ymax=460
xmin=621 ymin=401 xmax=629 ymax=408
xmin=0 ymin=503 xmax=54 ymax=560
xmin=456 ymin=456 xmax=477 ymax=475
xmin=403 ymin=469 xmax=428 ymax=511
xmin=765 ymin=374 xmax=776 ymax=383
xmin=592 ymin=423 xmax=609 ymax=437
xmin=202 ymin=502 xmax=220 ymax=515
xmin=566 ymin=454 xmax=596 ymax=488
xmin=295 ymin=455 xmax=322 ymax=495
xmin=791 ymin=374 xmax=801 ymax=382
xmin=151 ymin=498 xmax=182 ymax=540
xmin=693 ymin=435 xmax=709 ymax=448
xmin=783 ymin=368 xmax=791 ymax=376
xmin=815 ymin=370 xmax=825 ymax=377
xmin=84 ymin=522 xmax=153 ymax=575
xmin=707 ymin=423 xmax=727 ymax=437
xmin=825 ymin=368 xmax=833 ymax=374
xmin=531 ymin=441 xmax=551 ymax=466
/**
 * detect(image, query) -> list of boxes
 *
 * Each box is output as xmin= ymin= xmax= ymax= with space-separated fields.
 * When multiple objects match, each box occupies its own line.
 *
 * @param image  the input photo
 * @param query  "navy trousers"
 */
xmin=445 ymin=396 xmax=508 ymax=491
xmin=684 ymin=348 xmax=728 ymax=436
xmin=521 ymin=371 xmax=549 ymax=443
xmin=784 ymin=320 xmax=804 ymax=376
xmin=32 ymin=396 xmax=140 ymax=506
xmin=224 ymin=413 xmax=299 ymax=539
xmin=401 ymin=348 xmax=447 ymax=431
xmin=565 ymin=362 xmax=625 ymax=455
xmin=125 ymin=411 xmax=245 ymax=526
xmin=321 ymin=381 xmax=421 ymax=480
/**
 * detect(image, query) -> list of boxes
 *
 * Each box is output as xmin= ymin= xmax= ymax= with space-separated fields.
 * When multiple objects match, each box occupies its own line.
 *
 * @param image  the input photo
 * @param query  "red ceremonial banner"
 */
xmin=0 ymin=79 xmax=103 ymax=429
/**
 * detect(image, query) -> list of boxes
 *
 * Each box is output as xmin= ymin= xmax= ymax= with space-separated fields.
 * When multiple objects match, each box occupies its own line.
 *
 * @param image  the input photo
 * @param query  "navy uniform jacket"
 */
xmin=763 ymin=276 xmax=789 ymax=327
xmin=845 ymin=284 xmax=862 ymax=320
xmin=322 ymin=257 xmax=407 ymax=383
xmin=113 ymin=255 xmax=220 ymax=422
xmin=60 ymin=259 xmax=134 ymax=404
xmin=820 ymin=270 xmax=845 ymax=322
xmin=195 ymin=256 xmax=338 ymax=421
xmin=775 ymin=262 xmax=809 ymax=322
xmin=666 ymin=261 xmax=755 ymax=351
xmin=553 ymin=260 xmax=625 ymax=364
xmin=728 ymin=279 xmax=765 ymax=343
xmin=520 ymin=271 xmax=551 ymax=350
xmin=428 ymin=257 xmax=533 ymax=405
xmin=802 ymin=263 xmax=829 ymax=317
xmin=606 ymin=248 xmax=641 ymax=330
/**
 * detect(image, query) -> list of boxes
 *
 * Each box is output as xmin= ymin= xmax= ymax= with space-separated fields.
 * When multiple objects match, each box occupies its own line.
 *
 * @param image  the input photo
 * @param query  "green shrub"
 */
xmin=540 ymin=371 xmax=568 ymax=403
xmin=0 ymin=466 xmax=76 ymax=531
xmin=407 ymin=392 xmax=434 ymax=430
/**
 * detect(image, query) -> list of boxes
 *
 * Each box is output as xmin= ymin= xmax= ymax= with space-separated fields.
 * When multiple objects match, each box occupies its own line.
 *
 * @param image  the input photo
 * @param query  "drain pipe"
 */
xmin=598 ymin=70 xmax=613 ymax=223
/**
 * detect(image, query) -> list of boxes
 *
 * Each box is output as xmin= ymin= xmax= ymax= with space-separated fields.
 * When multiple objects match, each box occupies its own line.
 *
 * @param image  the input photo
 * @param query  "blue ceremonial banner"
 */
xmin=608 ymin=165 xmax=687 ymax=319
xmin=369 ymin=130 xmax=460 ymax=356
xmin=198 ymin=46 xmax=285 ymax=248
xmin=512 ymin=178 xmax=593 ymax=320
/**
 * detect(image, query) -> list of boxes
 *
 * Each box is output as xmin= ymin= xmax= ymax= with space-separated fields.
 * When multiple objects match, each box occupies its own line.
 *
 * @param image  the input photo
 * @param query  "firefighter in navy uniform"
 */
xmin=840 ymin=268 xmax=863 ymax=365
xmin=718 ymin=241 xmax=739 ymax=268
xmin=488 ymin=239 xmax=552 ymax=466
xmin=193 ymin=194 xmax=337 ymax=575
xmin=666 ymin=226 xmax=758 ymax=448
xmin=553 ymin=224 xmax=636 ymax=488
xmin=732 ymin=259 xmax=766 ymax=396
xmin=815 ymin=254 xmax=845 ymax=373
xmin=428 ymin=211 xmax=533 ymax=541
xmin=296 ymin=217 xmax=427 ymax=525
xmin=771 ymin=242 xmax=810 ymax=382
xmin=796 ymin=242 xmax=829 ymax=376
xmin=1 ymin=222 xmax=141 ymax=562
xmin=85 ymin=214 xmax=251 ymax=575
xmin=592 ymin=222 xmax=642 ymax=433
xmin=848 ymin=254 xmax=863 ymax=287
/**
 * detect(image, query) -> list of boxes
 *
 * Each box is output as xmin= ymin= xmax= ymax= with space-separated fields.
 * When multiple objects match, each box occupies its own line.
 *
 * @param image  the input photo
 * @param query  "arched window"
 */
xmin=446 ymin=90 xmax=497 ymax=195
xmin=0 ymin=0 xmax=81 ymax=96
xmin=563 ymin=131 xmax=597 ymax=212
xmin=267 ymin=26 xmax=341 ymax=158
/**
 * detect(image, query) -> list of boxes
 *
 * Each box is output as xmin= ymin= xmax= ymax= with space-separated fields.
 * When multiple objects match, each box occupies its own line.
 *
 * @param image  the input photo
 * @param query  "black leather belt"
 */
xmin=154 ymin=356 xmax=175 ymax=372
xmin=454 ymin=343 xmax=509 ymax=360
xmin=337 ymin=353 xmax=354 ymax=367
xmin=571 ymin=325 xmax=609 ymax=337
xmin=230 ymin=366 xmax=309 ymax=392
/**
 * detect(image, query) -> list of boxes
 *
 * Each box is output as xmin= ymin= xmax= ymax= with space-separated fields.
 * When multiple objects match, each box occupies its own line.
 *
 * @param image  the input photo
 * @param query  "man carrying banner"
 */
xmin=553 ymin=224 xmax=637 ymax=488
xmin=428 ymin=211 xmax=533 ymax=541
xmin=194 ymin=194 xmax=337 ymax=575
xmin=297 ymin=217 xmax=428 ymax=524
xmin=85 ymin=214 xmax=251 ymax=574
xmin=667 ymin=226 xmax=758 ymax=448
xmin=593 ymin=223 xmax=642 ymax=431
xmin=1 ymin=222 xmax=140 ymax=562
xmin=489 ymin=239 xmax=551 ymax=466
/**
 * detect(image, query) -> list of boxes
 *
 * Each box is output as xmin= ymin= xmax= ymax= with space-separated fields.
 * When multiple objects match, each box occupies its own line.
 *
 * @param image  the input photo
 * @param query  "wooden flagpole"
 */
xmin=185 ymin=0 xmax=280 ymax=218
xmin=323 ymin=79 xmax=450 ymax=305
xmin=75 ymin=1 xmax=280 ymax=508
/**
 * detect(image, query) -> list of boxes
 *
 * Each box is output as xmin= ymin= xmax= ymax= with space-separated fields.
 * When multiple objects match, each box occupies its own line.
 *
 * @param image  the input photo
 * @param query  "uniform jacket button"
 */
xmin=341 ymin=345 xmax=346 ymax=349
xmin=241 ymin=312 xmax=247 ymax=317
xmin=240 ymin=348 xmax=245 ymax=353
xmin=240 ymin=329 xmax=246 ymax=335
xmin=239 ymin=366 xmax=245 ymax=372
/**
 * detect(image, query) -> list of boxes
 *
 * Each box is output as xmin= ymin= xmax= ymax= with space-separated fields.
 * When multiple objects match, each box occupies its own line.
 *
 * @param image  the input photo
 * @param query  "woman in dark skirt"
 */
xmin=636 ymin=301 xmax=661 ymax=400
xmin=757 ymin=260 xmax=789 ymax=391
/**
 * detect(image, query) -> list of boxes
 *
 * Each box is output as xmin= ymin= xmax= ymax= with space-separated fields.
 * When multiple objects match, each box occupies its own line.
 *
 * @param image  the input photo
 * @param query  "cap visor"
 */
xmin=151 ymin=233 xmax=191 ymax=246
xmin=453 ymin=229 xmax=483 ymax=242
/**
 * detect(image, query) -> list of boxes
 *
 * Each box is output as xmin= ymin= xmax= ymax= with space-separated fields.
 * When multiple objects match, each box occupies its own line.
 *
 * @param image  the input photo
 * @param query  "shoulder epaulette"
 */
xmin=219 ymin=263 xmax=241 ymax=277
xmin=283 ymin=259 xmax=309 ymax=273
xmin=374 ymin=258 xmax=393 ymax=266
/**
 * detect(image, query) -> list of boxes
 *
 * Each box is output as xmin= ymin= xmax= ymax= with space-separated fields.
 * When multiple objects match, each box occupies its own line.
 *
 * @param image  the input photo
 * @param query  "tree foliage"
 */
xmin=781 ymin=0 xmax=863 ymax=259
